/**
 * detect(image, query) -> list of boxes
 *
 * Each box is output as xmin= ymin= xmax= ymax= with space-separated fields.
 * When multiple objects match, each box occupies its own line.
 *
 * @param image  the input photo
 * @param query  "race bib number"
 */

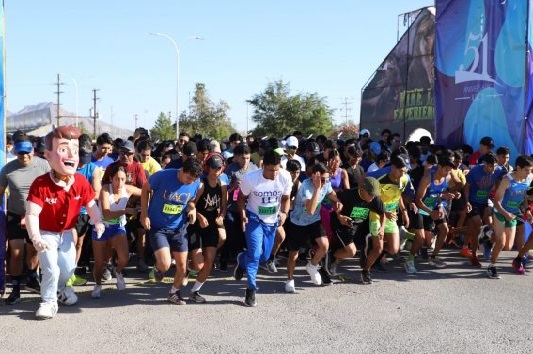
xmin=476 ymin=190 xmax=489 ymax=199
xmin=258 ymin=205 xmax=276 ymax=215
xmin=350 ymin=207 xmax=369 ymax=222
xmin=105 ymin=217 xmax=120 ymax=224
xmin=423 ymin=196 xmax=438 ymax=208
xmin=384 ymin=201 xmax=399 ymax=212
xmin=163 ymin=204 xmax=183 ymax=215
xmin=505 ymin=200 xmax=520 ymax=210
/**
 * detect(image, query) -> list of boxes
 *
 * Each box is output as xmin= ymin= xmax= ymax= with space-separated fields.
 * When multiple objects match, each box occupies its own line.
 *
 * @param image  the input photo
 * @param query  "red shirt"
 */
xmin=102 ymin=161 xmax=147 ymax=188
xmin=27 ymin=173 xmax=95 ymax=232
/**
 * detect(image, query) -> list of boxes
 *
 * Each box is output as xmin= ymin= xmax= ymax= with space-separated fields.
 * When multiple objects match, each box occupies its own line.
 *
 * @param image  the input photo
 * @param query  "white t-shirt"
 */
xmin=240 ymin=168 xmax=292 ymax=224
xmin=281 ymin=154 xmax=306 ymax=172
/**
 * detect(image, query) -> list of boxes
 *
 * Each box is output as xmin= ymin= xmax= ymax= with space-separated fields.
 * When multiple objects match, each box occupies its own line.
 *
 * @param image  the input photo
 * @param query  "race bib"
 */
xmin=476 ymin=190 xmax=489 ymax=199
xmin=258 ymin=205 xmax=276 ymax=215
xmin=384 ymin=201 xmax=399 ymax=212
xmin=163 ymin=204 xmax=183 ymax=215
xmin=105 ymin=217 xmax=120 ymax=224
xmin=423 ymin=195 xmax=438 ymax=208
xmin=350 ymin=207 xmax=369 ymax=222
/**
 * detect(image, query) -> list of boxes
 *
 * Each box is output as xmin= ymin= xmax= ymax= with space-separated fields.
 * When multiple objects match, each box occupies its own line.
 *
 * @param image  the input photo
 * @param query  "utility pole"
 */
xmin=92 ymin=89 xmax=100 ymax=139
xmin=54 ymin=74 xmax=64 ymax=127
xmin=134 ymin=114 xmax=138 ymax=129
xmin=340 ymin=97 xmax=352 ymax=125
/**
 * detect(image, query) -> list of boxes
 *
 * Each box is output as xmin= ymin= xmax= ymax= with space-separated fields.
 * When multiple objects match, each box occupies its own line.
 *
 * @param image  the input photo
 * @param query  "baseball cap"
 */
xmin=273 ymin=147 xmax=286 ymax=156
xmin=182 ymin=142 xmax=198 ymax=156
xmin=209 ymin=139 xmax=221 ymax=153
xmin=285 ymin=136 xmax=299 ymax=149
xmin=369 ymin=141 xmax=381 ymax=155
xmin=205 ymin=153 xmax=224 ymax=169
xmin=480 ymin=136 xmax=494 ymax=148
xmin=305 ymin=142 xmax=320 ymax=156
xmin=361 ymin=177 xmax=381 ymax=197
xmin=359 ymin=129 xmax=370 ymax=137
xmin=120 ymin=140 xmax=135 ymax=152
xmin=14 ymin=141 xmax=33 ymax=154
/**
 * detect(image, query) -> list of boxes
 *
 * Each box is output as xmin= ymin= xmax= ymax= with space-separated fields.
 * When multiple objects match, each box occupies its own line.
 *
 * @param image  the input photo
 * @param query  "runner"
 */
xmin=140 ymin=157 xmax=202 ymax=305
xmin=233 ymin=150 xmax=292 ymax=306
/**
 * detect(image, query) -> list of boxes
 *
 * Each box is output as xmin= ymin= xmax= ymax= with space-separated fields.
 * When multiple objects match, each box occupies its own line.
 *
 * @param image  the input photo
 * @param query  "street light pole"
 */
xmin=150 ymin=32 xmax=180 ymax=140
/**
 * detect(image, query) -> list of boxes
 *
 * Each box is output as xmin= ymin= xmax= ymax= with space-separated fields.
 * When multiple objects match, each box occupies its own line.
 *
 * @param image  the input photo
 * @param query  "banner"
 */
xmin=0 ymin=0 xmax=5 ymax=295
xmin=360 ymin=7 xmax=435 ymax=141
xmin=435 ymin=0 xmax=527 ymax=157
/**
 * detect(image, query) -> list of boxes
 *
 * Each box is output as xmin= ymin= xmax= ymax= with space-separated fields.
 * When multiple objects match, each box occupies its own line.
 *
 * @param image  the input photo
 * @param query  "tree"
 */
xmin=150 ymin=112 xmax=175 ymax=142
xmin=179 ymin=83 xmax=236 ymax=141
xmin=247 ymin=80 xmax=335 ymax=138
xmin=331 ymin=121 xmax=360 ymax=140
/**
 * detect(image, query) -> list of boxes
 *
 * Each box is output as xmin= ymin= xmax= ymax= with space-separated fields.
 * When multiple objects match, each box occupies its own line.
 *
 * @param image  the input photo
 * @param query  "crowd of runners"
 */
xmin=3 ymin=125 xmax=533 ymax=318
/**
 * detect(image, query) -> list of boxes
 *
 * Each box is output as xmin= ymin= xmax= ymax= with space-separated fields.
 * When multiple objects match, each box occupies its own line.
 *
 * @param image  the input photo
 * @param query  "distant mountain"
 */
xmin=7 ymin=102 xmax=133 ymax=138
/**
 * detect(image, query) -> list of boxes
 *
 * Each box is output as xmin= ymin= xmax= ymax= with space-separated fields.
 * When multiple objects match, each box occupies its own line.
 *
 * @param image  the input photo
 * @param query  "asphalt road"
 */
xmin=1 ymin=249 xmax=532 ymax=354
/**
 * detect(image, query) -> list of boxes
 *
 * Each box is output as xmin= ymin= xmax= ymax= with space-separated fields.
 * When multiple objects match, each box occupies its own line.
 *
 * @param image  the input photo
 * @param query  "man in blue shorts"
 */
xmin=140 ymin=157 xmax=202 ymax=305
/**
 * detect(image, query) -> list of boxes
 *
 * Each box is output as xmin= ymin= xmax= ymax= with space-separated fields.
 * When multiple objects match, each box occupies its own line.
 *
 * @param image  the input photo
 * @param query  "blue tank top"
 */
xmin=77 ymin=162 xmax=97 ymax=215
xmin=329 ymin=168 xmax=342 ymax=190
xmin=419 ymin=166 xmax=448 ymax=216
xmin=501 ymin=174 xmax=531 ymax=214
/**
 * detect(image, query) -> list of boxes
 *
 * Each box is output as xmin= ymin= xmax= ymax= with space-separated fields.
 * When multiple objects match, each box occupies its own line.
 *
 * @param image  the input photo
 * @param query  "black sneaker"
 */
xmin=487 ymin=265 xmax=501 ymax=279
xmin=233 ymin=252 xmax=245 ymax=281
xmin=371 ymin=262 xmax=387 ymax=273
xmin=189 ymin=291 xmax=207 ymax=303
xmin=167 ymin=290 xmax=186 ymax=305
xmin=318 ymin=267 xmax=333 ymax=285
xmin=244 ymin=288 xmax=256 ymax=307
xmin=25 ymin=277 xmax=41 ymax=294
xmin=5 ymin=288 xmax=21 ymax=305
xmin=361 ymin=269 xmax=373 ymax=285
xmin=420 ymin=247 xmax=430 ymax=260
xmin=219 ymin=259 xmax=228 ymax=272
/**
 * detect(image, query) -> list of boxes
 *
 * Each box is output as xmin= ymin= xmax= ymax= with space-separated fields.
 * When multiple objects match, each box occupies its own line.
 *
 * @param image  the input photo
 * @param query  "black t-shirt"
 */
xmin=408 ymin=163 xmax=425 ymax=191
xmin=346 ymin=165 xmax=365 ymax=189
xmin=331 ymin=188 xmax=384 ymax=235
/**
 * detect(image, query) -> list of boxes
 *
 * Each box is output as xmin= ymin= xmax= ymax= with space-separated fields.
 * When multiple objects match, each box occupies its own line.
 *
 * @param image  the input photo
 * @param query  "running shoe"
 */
xmin=233 ymin=252 xmax=245 ymax=281
xmin=285 ymin=279 xmax=295 ymax=293
xmin=150 ymin=266 xmax=165 ymax=282
xmin=35 ymin=302 xmax=58 ymax=320
xmin=57 ymin=286 xmax=78 ymax=306
xmin=306 ymin=261 xmax=322 ymax=286
xmin=167 ymin=290 xmax=186 ymax=305
xmin=91 ymin=285 xmax=102 ymax=299
xmin=260 ymin=260 xmax=277 ymax=273
xmin=328 ymin=260 xmax=339 ymax=276
xmin=318 ymin=267 xmax=333 ymax=285
xmin=371 ymin=262 xmax=387 ymax=273
xmin=512 ymin=257 xmax=525 ymax=275
xmin=116 ymin=273 xmax=126 ymax=290
xmin=404 ymin=259 xmax=417 ymax=274
xmin=189 ymin=291 xmax=207 ymax=303
xmin=25 ymin=277 xmax=41 ymax=293
xmin=244 ymin=288 xmax=256 ymax=307
xmin=459 ymin=248 xmax=473 ymax=258
xmin=471 ymin=255 xmax=482 ymax=268
xmin=428 ymin=257 xmax=447 ymax=268
xmin=419 ymin=247 xmax=430 ymax=260
xmin=487 ymin=265 xmax=500 ymax=279
xmin=69 ymin=274 xmax=88 ymax=286
xmin=361 ymin=269 xmax=372 ymax=285
xmin=4 ymin=288 xmax=21 ymax=305
xmin=101 ymin=267 xmax=112 ymax=282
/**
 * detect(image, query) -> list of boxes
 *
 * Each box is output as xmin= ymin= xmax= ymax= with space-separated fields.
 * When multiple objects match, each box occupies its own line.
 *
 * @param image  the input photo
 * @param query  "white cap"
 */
xmin=359 ymin=129 xmax=370 ymax=136
xmin=285 ymin=136 xmax=299 ymax=148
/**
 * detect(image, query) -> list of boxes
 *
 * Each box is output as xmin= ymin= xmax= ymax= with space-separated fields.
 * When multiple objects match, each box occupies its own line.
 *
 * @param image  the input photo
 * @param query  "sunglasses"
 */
xmin=287 ymin=146 xmax=297 ymax=150
xmin=120 ymin=151 xmax=134 ymax=156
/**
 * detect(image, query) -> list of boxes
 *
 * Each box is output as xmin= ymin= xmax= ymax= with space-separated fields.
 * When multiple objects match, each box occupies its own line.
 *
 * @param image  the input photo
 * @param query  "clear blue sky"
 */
xmin=4 ymin=1 xmax=432 ymax=136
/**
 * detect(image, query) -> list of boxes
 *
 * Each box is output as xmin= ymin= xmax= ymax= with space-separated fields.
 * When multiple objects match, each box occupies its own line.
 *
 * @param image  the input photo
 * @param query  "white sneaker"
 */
xmin=35 ymin=301 xmax=58 ymax=320
xmin=58 ymin=286 xmax=78 ymax=305
xmin=306 ymin=262 xmax=322 ymax=286
xmin=404 ymin=259 xmax=417 ymax=274
xmin=91 ymin=285 xmax=102 ymax=299
xmin=285 ymin=279 xmax=295 ymax=293
xmin=116 ymin=274 xmax=126 ymax=290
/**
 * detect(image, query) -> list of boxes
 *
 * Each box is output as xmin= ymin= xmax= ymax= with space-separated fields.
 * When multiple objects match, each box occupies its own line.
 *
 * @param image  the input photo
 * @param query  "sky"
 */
xmin=4 ymin=0 xmax=433 ymax=136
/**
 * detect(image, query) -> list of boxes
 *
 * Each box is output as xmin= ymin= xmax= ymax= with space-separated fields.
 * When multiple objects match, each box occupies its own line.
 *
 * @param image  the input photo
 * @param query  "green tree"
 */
xmin=248 ymin=80 xmax=335 ymax=138
xmin=150 ymin=112 xmax=175 ymax=142
xmin=179 ymin=83 xmax=236 ymax=140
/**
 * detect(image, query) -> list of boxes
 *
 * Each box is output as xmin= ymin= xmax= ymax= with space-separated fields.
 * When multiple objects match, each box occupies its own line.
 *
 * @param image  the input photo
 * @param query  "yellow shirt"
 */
xmin=141 ymin=156 xmax=162 ymax=176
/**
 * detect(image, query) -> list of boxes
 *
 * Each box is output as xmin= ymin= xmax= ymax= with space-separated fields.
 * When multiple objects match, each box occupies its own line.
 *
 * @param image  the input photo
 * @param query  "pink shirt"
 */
xmin=27 ymin=173 xmax=95 ymax=232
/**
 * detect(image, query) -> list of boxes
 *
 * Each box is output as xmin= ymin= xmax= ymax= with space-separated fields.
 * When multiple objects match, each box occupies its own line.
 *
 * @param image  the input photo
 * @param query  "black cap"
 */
xmin=480 ymin=136 xmax=494 ymax=148
xmin=206 ymin=154 xmax=224 ymax=169
xmin=306 ymin=142 xmax=320 ymax=156
xmin=182 ymin=141 xmax=197 ymax=156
